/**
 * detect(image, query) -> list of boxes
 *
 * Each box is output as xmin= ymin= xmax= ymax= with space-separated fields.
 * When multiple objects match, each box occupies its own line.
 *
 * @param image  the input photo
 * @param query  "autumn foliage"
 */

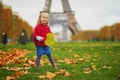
xmin=0 ymin=2 xmax=33 ymax=42
xmin=72 ymin=23 xmax=120 ymax=41
xmin=0 ymin=49 xmax=30 ymax=67
xmin=113 ymin=23 xmax=120 ymax=41
xmin=12 ymin=14 xmax=33 ymax=41
xmin=100 ymin=26 xmax=112 ymax=41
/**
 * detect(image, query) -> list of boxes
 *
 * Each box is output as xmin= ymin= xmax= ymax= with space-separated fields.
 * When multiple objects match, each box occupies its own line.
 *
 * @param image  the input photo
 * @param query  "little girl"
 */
xmin=33 ymin=11 xmax=57 ymax=69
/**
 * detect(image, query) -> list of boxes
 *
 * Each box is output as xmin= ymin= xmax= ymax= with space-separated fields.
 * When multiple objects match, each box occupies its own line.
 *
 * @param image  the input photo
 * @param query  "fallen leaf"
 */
xmin=46 ymin=71 xmax=56 ymax=79
xmin=77 ymin=58 xmax=86 ymax=62
xmin=74 ymin=54 xmax=79 ymax=58
xmin=64 ymin=72 xmax=71 ymax=77
xmin=6 ymin=67 xmax=20 ymax=71
xmin=59 ymin=69 xmax=66 ymax=74
xmin=83 ymin=68 xmax=92 ymax=74
xmin=39 ymin=75 xmax=46 ymax=79
xmin=91 ymin=63 xmax=97 ymax=70
xmin=6 ymin=76 xmax=15 ymax=80
xmin=55 ymin=71 xmax=61 ymax=75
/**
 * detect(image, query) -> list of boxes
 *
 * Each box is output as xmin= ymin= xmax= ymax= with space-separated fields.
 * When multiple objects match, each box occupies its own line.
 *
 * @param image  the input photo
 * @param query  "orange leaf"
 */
xmin=6 ymin=76 xmax=15 ymax=80
xmin=39 ymin=75 xmax=46 ymax=79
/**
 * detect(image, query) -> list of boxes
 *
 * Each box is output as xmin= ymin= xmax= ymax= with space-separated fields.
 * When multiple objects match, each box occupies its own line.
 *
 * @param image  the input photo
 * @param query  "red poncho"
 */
xmin=33 ymin=23 xmax=51 ymax=46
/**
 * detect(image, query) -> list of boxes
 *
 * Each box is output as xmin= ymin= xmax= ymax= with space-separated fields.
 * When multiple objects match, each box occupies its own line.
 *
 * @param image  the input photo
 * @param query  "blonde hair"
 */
xmin=37 ymin=11 xmax=49 ymax=24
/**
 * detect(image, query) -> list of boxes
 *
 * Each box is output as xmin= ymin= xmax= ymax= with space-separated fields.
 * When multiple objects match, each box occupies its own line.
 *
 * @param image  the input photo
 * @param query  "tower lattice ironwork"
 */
xmin=42 ymin=0 xmax=81 ymax=41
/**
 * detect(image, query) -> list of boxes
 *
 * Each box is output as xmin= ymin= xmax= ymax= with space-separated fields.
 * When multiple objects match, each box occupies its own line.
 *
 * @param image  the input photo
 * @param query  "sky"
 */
xmin=2 ymin=0 xmax=120 ymax=30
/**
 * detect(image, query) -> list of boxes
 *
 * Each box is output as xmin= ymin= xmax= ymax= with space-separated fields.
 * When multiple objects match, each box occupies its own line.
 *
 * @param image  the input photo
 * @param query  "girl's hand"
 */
xmin=36 ymin=36 xmax=44 ymax=41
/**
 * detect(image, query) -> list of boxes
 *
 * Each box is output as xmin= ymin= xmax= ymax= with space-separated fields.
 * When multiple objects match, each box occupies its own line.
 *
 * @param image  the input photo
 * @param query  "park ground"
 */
xmin=0 ymin=42 xmax=120 ymax=80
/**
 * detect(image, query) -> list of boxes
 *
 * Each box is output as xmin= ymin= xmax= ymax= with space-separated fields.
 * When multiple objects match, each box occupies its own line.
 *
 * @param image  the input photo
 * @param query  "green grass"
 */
xmin=0 ymin=42 xmax=120 ymax=80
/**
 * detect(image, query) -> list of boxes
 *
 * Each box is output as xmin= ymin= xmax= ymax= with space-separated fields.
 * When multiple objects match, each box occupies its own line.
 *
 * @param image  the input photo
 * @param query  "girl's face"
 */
xmin=40 ymin=13 xmax=49 ymax=24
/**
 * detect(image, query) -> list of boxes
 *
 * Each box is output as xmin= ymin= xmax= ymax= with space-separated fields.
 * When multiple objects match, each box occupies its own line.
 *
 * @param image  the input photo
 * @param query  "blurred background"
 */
xmin=0 ymin=0 xmax=120 ymax=43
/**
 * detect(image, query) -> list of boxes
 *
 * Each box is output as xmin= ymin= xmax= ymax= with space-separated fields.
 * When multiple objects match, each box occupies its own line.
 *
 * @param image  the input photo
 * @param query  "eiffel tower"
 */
xmin=42 ymin=0 xmax=81 ymax=41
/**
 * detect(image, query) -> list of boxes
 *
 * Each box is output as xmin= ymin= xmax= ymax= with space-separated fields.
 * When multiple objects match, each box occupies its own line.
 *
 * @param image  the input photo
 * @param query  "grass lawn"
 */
xmin=0 ymin=42 xmax=120 ymax=80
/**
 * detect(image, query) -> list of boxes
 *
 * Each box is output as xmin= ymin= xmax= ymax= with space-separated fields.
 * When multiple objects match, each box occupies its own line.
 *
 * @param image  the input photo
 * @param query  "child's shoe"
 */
xmin=52 ymin=65 xmax=58 ymax=69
